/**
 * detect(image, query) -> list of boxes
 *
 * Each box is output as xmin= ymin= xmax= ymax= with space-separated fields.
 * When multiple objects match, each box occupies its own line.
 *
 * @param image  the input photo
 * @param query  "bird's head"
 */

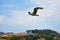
xmin=28 ymin=12 xmax=31 ymax=15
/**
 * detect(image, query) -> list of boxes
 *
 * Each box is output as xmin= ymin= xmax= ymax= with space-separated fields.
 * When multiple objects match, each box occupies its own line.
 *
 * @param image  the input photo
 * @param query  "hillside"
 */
xmin=26 ymin=29 xmax=60 ymax=40
xmin=0 ymin=29 xmax=60 ymax=40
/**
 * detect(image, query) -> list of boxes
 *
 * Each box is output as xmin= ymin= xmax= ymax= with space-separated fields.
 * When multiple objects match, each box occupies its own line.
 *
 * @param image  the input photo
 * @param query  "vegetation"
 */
xmin=0 ymin=29 xmax=60 ymax=40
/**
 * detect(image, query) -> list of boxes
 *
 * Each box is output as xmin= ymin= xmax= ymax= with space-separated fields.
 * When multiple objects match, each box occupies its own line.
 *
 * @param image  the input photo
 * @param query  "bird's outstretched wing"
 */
xmin=32 ymin=7 xmax=43 ymax=15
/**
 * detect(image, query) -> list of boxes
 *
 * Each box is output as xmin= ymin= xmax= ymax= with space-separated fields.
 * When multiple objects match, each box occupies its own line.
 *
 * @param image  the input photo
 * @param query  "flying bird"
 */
xmin=28 ymin=7 xmax=43 ymax=16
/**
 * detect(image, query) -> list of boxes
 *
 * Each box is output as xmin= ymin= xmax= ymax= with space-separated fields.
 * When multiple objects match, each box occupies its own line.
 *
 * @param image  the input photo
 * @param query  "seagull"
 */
xmin=28 ymin=7 xmax=43 ymax=16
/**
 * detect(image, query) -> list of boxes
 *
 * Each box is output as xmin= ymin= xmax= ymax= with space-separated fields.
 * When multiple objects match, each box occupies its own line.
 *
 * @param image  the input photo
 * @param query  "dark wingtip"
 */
xmin=39 ymin=7 xmax=43 ymax=9
xmin=36 ymin=7 xmax=43 ymax=9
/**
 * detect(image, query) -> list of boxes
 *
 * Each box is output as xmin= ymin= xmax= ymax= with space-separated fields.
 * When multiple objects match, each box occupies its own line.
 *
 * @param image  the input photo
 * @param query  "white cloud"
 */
xmin=0 ymin=8 xmax=57 ymax=26
xmin=0 ymin=15 xmax=7 ymax=23
xmin=26 ymin=0 xmax=59 ymax=16
xmin=0 ymin=0 xmax=60 ymax=26
xmin=1 ymin=10 xmax=45 ymax=26
xmin=29 ymin=0 xmax=60 ymax=5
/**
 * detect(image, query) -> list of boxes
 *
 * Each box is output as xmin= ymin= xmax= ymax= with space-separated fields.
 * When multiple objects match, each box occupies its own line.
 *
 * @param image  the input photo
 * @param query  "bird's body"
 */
xmin=28 ymin=7 xmax=43 ymax=16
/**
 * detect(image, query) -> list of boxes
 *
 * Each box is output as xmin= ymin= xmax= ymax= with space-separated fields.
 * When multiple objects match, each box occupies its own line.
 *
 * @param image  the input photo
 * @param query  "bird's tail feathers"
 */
xmin=36 ymin=14 xmax=39 ymax=16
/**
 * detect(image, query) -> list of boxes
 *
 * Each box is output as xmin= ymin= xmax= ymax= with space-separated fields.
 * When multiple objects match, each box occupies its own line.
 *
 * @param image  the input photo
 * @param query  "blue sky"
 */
xmin=0 ymin=0 xmax=60 ymax=33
